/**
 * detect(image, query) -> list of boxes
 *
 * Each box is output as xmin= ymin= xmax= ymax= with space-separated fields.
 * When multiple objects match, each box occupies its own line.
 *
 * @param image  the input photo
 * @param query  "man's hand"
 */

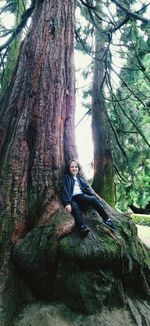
xmin=65 ymin=204 xmax=72 ymax=213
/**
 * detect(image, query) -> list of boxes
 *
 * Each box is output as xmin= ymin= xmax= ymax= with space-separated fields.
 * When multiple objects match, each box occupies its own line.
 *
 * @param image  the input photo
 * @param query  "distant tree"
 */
xmin=76 ymin=0 xmax=150 ymax=209
xmin=91 ymin=0 xmax=115 ymax=205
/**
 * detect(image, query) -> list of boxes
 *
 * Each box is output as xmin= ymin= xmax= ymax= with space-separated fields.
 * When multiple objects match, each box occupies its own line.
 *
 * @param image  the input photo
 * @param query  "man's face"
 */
xmin=69 ymin=161 xmax=79 ymax=176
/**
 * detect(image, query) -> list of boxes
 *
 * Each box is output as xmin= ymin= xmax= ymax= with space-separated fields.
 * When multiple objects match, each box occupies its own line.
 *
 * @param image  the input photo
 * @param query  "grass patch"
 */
xmin=131 ymin=214 xmax=150 ymax=226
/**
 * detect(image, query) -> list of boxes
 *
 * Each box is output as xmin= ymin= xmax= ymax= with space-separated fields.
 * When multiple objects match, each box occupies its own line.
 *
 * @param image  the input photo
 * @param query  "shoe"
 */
xmin=104 ymin=218 xmax=115 ymax=230
xmin=80 ymin=224 xmax=90 ymax=235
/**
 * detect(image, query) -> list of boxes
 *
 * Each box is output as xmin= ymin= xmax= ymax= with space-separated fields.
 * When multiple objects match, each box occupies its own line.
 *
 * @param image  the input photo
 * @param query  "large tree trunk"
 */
xmin=0 ymin=1 xmax=150 ymax=326
xmin=0 ymin=0 xmax=77 ymax=324
xmin=91 ymin=2 xmax=115 ymax=206
xmin=0 ymin=0 xmax=77 ymax=232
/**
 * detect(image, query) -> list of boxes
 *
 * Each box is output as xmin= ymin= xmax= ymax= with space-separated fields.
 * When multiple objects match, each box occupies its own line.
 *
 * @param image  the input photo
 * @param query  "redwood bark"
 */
xmin=91 ymin=2 xmax=114 ymax=206
xmin=0 ymin=0 xmax=77 ymax=323
xmin=0 ymin=0 xmax=77 ymax=235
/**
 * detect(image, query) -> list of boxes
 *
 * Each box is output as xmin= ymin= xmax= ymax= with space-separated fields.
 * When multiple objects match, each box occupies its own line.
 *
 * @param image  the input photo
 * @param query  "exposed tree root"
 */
xmin=127 ymin=297 xmax=150 ymax=326
xmin=56 ymin=220 xmax=75 ymax=240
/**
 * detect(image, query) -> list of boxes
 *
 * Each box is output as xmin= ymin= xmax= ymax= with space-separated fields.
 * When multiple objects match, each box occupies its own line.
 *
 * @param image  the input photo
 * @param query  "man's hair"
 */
xmin=65 ymin=159 xmax=82 ymax=175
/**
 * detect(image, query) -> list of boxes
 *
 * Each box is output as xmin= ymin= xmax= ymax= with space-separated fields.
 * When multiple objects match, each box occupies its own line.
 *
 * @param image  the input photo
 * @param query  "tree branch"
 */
xmin=111 ymin=0 xmax=149 ymax=23
xmin=107 ymin=110 xmax=128 ymax=158
xmin=114 ymin=163 xmax=129 ymax=183
xmin=133 ymin=50 xmax=150 ymax=83
xmin=103 ymin=68 xmax=150 ymax=148
xmin=107 ymin=16 xmax=130 ymax=33
xmin=113 ymin=92 xmax=150 ymax=148
xmin=0 ymin=29 xmax=13 ymax=38
xmin=0 ymin=2 xmax=35 ymax=53
xmin=136 ymin=2 xmax=150 ymax=15
xmin=110 ymin=65 xmax=149 ymax=110
xmin=79 ymin=0 xmax=96 ymax=10
xmin=75 ymin=109 xmax=91 ymax=128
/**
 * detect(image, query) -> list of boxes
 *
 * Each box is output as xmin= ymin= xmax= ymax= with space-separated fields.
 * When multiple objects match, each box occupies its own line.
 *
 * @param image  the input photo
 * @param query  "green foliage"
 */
xmin=111 ymin=20 xmax=150 ymax=211
xmin=115 ymin=144 xmax=150 ymax=211
xmin=0 ymin=40 xmax=20 ymax=95
xmin=75 ymin=1 xmax=150 ymax=211
xmin=0 ymin=0 xmax=28 ymax=96
xmin=131 ymin=214 xmax=150 ymax=226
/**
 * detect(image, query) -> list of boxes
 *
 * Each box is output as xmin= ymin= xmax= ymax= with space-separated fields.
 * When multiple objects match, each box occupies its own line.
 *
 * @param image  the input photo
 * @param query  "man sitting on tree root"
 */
xmin=61 ymin=159 xmax=115 ymax=236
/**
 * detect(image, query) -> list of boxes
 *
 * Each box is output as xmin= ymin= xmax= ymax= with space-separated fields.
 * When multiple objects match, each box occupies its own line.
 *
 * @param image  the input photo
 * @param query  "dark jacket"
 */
xmin=61 ymin=173 xmax=94 ymax=206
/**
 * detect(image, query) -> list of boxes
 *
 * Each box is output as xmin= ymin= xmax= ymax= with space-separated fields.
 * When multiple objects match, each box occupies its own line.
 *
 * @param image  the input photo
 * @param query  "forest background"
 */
xmin=0 ymin=0 xmax=150 ymax=212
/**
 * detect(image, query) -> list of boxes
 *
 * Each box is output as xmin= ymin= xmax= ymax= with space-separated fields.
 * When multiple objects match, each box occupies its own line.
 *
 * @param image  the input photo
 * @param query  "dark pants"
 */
xmin=71 ymin=193 xmax=108 ymax=229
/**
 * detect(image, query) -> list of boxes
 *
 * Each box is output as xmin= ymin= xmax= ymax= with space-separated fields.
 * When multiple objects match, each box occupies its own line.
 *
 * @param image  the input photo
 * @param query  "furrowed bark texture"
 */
xmin=92 ymin=2 xmax=115 ymax=206
xmin=0 ymin=0 xmax=77 ymax=234
xmin=0 ymin=0 xmax=77 ymax=324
